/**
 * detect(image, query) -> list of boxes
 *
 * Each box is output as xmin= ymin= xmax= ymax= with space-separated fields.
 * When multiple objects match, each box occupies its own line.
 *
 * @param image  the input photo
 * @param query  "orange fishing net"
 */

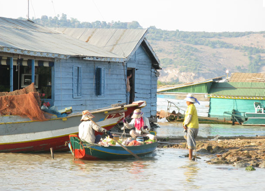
xmin=0 ymin=83 xmax=47 ymax=121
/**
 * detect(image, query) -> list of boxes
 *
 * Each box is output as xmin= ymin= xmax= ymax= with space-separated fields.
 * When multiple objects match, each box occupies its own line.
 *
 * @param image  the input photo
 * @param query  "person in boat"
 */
xmin=122 ymin=109 xmax=156 ymax=140
xmin=78 ymin=110 xmax=109 ymax=144
xmin=183 ymin=93 xmax=200 ymax=160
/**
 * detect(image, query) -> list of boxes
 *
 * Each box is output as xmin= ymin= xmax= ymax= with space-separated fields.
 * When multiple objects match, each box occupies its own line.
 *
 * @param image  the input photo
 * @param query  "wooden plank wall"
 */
xmin=53 ymin=58 xmax=126 ymax=112
xmin=127 ymin=45 xmax=157 ymax=118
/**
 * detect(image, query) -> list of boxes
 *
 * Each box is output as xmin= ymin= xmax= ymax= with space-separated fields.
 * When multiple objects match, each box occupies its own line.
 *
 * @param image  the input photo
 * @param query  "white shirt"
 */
xmin=78 ymin=121 xmax=106 ymax=143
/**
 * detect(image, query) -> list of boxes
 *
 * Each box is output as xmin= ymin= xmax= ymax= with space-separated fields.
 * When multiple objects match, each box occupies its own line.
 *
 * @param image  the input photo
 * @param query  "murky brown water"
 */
xmin=1 ymin=124 xmax=265 ymax=191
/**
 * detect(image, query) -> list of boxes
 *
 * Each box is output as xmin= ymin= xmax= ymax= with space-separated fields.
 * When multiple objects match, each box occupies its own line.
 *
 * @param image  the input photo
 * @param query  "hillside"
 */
xmin=28 ymin=15 xmax=265 ymax=83
xmin=146 ymin=28 xmax=265 ymax=83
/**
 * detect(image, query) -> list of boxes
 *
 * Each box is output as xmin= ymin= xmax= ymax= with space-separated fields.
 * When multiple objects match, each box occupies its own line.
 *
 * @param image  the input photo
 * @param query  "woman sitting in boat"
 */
xmin=78 ymin=110 xmax=109 ymax=144
xmin=122 ymin=109 xmax=156 ymax=141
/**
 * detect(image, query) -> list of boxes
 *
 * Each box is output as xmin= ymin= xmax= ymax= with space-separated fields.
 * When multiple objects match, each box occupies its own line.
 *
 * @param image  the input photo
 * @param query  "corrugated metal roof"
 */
xmin=157 ymin=80 xmax=213 ymax=93
xmin=229 ymin=73 xmax=265 ymax=82
xmin=209 ymin=82 xmax=265 ymax=97
xmin=0 ymin=17 xmax=123 ymax=61
xmin=54 ymin=28 xmax=160 ymax=68
xmin=157 ymin=76 xmax=224 ymax=93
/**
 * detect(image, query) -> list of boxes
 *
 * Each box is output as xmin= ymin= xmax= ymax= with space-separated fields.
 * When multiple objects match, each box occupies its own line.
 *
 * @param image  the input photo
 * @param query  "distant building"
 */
xmin=0 ymin=18 xmax=161 ymax=121
xmin=157 ymin=73 xmax=265 ymax=122
xmin=208 ymin=73 xmax=265 ymax=120
xmin=157 ymin=77 xmax=223 ymax=117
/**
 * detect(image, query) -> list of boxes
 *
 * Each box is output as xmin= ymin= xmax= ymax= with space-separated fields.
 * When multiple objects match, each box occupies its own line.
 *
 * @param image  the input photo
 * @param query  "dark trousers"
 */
xmin=95 ymin=135 xmax=101 ymax=143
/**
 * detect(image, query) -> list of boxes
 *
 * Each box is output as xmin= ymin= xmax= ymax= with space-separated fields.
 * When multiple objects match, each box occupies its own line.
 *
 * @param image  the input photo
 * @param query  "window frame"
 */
xmin=73 ymin=66 xmax=82 ymax=98
xmin=95 ymin=67 xmax=105 ymax=97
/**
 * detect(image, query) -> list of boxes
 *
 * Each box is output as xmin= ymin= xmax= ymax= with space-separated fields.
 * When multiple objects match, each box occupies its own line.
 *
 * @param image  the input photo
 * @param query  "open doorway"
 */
xmin=127 ymin=68 xmax=135 ymax=104
xmin=0 ymin=65 xmax=10 ymax=92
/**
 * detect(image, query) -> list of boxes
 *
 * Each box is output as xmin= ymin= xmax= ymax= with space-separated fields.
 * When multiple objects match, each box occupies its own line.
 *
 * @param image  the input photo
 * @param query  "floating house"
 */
xmin=208 ymin=73 xmax=265 ymax=121
xmin=0 ymin=17 xmax=161 ymax=121
xmin=158 ymin=73 xmax=265 ymax=123
xmin=54 ymin=28 xmax=161 ymax=121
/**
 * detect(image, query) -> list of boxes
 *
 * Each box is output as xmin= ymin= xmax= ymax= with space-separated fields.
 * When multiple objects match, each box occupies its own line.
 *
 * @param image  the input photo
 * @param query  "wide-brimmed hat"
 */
xmin=81 ymin=110 xmax=95 ymax=121
xmin=131 ymin=109 xmax=143 ymax=119
xmin=184 ymin=93 xmax=200 ymax=104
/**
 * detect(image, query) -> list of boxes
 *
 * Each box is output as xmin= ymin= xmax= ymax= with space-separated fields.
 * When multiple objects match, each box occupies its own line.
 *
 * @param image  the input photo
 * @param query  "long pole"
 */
xmin=28 ymin=0 xmax=29 ymax=20
xmin=90 ymin=119 xmax=140 ymax=160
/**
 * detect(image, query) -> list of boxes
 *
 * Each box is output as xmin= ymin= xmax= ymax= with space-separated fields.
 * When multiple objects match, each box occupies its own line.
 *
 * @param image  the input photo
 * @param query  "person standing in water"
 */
xmin=183 ymin=93 xmax=200 ymax=160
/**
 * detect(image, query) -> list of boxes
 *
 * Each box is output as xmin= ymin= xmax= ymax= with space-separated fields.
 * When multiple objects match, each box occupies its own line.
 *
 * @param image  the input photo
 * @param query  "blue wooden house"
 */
xmin=0 ymin=18 xmax=161 ymax=121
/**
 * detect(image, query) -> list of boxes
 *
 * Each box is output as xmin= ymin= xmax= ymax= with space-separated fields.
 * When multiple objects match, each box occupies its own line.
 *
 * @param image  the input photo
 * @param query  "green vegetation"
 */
xmin=147 ymin=26 xmax=265 ymax=74
xmin=157 ymin=80 xmax=180 ymax=87
xmin=245 ymin=166 xmax=255 ymax=171
xmin=25 ymin=14 xmax=142 ymax=29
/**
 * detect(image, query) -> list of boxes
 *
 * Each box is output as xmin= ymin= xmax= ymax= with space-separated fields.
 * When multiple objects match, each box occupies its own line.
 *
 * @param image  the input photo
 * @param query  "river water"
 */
xmin=1 ymin=123 xmax=265 ymax=191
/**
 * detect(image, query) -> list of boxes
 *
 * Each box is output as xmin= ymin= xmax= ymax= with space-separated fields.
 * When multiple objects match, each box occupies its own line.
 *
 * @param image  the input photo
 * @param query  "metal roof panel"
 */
xmin=229 ymin=73 xmax=265 ymax=82
xmin=55 ymin=28 xmax=148 ymax=58
xmin=0 ymin=17 xmax=123 ymax=60
xmin=209 ymin=82 xmax=265 ymax=97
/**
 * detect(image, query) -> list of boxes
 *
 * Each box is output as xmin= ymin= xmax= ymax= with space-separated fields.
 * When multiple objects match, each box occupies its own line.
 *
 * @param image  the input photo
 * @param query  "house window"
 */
xmin=95 ymin=67 xmax=105 ymax=96
xmin=73 ymin=66 xmax=82 ymax=98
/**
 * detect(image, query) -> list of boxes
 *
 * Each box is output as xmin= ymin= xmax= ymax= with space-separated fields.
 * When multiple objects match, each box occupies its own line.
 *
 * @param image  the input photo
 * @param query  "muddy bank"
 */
xmin=158 ymin=137 xmax=265 ymax=168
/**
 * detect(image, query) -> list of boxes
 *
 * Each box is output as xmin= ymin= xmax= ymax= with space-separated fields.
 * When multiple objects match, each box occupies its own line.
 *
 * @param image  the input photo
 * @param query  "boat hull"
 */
xmin=243 ymin=113 xmax=265 ymax=125
xmin=0 ymin=101 xmax=145 ymax=153
xmin=69 ymin=135 xmax=158 ymax=160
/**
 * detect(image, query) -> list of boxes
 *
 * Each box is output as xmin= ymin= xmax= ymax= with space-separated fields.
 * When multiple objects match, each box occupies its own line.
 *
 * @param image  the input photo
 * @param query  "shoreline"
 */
xmin=157 ymin=136 xmax=265 ymax=169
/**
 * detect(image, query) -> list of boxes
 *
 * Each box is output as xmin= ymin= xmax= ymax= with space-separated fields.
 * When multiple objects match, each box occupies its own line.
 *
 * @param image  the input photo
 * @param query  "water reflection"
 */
xmin=157 ymin=122 xmax=265 ymax=138
xmin=180 ymin=161 xmax=201 ymax=190
xmin=129 ymin=161 xmax=145 ymax=174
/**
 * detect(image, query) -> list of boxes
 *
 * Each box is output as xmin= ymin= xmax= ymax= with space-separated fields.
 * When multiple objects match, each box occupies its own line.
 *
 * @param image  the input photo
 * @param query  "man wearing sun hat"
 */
xmin=183 ymin=93 xmax=200 ymax=160
xmin=122 ymin=109 xmax=156 ymax=140
xmin=78 ymin=110 xmax=108 ymax=144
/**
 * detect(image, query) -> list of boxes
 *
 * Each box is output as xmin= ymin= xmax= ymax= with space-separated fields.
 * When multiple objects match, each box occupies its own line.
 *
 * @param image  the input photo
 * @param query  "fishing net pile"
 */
xmin=0 ymin=83 xmax=47 ymax=121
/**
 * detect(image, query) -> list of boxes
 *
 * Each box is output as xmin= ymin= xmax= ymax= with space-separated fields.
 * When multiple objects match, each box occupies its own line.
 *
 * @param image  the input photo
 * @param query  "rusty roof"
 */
xmin=229 ymin=73 xmax=265 ymax=83
xmin=0 ymin=17 xmax=124 ymax=62
xmin=54 ymin=28 xmax=160 ymax=68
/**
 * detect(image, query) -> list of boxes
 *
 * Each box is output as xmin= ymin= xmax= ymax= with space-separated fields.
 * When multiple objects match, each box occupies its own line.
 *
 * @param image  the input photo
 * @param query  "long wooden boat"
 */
xmin=0 ymin=101 xmax=145 ymax=153
xmin=68 ymin=134 xmax=158 ymax=160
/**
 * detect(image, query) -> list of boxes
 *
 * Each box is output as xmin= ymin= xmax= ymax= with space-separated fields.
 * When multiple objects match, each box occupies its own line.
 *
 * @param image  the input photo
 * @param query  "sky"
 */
xmin=1 ymin=0 xmax=265 ymax=32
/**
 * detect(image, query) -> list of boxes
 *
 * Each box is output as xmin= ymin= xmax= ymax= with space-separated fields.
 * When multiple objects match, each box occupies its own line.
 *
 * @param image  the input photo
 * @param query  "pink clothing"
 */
xmin=135 ymin=117 xmax=144 ymax=130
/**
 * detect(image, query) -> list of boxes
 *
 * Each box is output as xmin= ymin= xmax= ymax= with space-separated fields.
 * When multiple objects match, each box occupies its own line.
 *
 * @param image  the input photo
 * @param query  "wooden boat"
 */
xmin=0 ymin=101 xmax=146 ymax=153
xmin=68 ymin=134 xmax=158 ymax=160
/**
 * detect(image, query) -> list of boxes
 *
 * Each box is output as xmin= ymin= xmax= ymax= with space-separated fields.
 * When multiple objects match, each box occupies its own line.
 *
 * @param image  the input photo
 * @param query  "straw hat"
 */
xmin=131 ymin=109 xmax=143 ymax=119
xmin=81 ymin=110 xmax=95 ymax=121
xmin=184 ymin=93 xmax=196 ymax=103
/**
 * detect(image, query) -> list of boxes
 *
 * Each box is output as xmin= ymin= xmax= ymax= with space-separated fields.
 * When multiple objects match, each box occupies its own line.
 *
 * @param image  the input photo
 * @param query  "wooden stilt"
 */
xmin=50 ymin=147 xmax=54 ymax=159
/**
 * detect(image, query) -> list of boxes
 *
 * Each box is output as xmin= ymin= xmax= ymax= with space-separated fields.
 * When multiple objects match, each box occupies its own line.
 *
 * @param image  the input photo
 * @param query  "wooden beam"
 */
xmin=0 ymin=53 xmax=55 ymax=62
xmin=31 ymin=59 xmax=35 ymax=84
xmin=10 ymin=57 xmax=13 ymax=92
